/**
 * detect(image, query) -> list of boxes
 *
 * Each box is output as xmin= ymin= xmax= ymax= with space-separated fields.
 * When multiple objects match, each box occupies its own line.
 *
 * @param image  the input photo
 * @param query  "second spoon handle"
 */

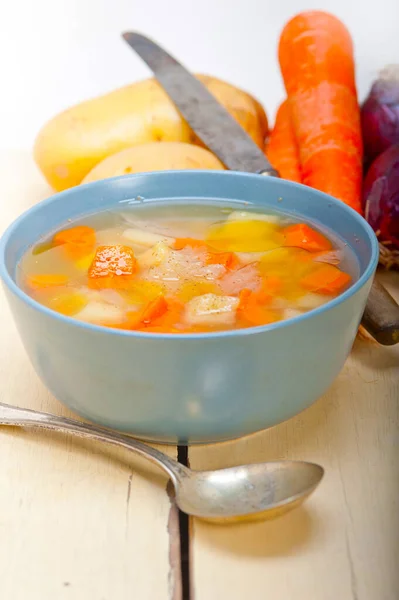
xmin=0 ymin=402 xmax=187 ymax=482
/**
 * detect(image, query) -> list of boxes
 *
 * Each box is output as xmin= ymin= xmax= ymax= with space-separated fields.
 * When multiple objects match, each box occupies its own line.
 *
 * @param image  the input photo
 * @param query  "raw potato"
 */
xmin=34 ymin=75 xmax=269 ymax=191
xmin=82 ymin=142 xmax=224 ymax=184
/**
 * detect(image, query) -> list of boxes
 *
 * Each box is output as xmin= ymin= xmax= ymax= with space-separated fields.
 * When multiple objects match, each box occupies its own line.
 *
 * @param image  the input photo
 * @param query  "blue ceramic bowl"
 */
xmin=0 ymin=171 xmax=378 ymax=444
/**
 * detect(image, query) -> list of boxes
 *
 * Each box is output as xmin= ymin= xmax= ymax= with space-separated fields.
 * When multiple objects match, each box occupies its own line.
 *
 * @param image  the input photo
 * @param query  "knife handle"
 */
xmin=361 ymin=278 xmax=399 ymax=345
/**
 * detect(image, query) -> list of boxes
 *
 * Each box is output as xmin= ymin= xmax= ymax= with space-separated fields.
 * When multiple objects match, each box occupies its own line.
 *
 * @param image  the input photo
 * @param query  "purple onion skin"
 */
xmin=363 ymin=144 xmax=399 ymax=250
xmin=361 ymin=66 xmax=399 ymax=165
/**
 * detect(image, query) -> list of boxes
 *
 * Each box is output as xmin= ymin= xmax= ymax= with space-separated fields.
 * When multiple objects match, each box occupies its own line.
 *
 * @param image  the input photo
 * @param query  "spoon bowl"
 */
xmin=175 ymin=461 xmax=324 ymax=521
xmin=0 ymin=402 xmax=323 ymax=522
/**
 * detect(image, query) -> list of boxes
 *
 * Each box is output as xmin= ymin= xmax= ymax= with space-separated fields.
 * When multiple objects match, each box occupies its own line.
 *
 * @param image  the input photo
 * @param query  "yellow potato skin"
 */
xmin=82 ymin=142 xmax=224 ymax=184
xmin=33 ymin=75 xmax=268 ymax=191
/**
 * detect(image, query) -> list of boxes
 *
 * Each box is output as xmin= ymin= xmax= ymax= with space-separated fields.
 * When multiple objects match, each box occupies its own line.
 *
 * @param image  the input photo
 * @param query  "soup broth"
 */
xmin=18 ymin=202 xmax=358 ymax=333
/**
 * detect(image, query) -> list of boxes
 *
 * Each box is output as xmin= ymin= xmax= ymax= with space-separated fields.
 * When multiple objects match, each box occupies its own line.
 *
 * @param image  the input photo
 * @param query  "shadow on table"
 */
xmin=193 ymin=505 xmax=320 ymax=557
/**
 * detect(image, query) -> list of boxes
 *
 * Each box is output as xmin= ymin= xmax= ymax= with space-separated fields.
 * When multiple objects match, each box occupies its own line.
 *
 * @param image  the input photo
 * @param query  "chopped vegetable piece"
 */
xmin=296 ymin=292 xmax=334 ymax=309
xmin=75 ymin=252 xmax=96 ymax=272
xmin=238 ymin=288 xmax=252 ymax=309
xmin=123 ymin=227 xmax=174 ymax=248
xmin=177 ymin=281 xmax=221 ymax=303
xmin=256 ymin=276 xmax=283 ymax=304
xmin=237 ymin=288 xmax=280 ymax=326
xmin=141 ymin=298 xmax=183 ymax=332
xmin=75 ymin=300 xmax=126 ymax=325
xmin=140 ymin=295 xmax=168 ymax=325
xmin=121 ymin=280 xmax=166 ymax=304
xmin=173 ymin=238 xmax=208 ymax=250
xmin=184 ymin=293 xmax=239 ymax=327
xmin=300 ymin=264 xmax=351 ymax=295
xmin=27 ymin=274 xmax=69 ymax=290
xmin=283 ymin=223 xmax=332 ymax=252
xmin=137 ymin=242 xmax=171 ymax=269
xmin=206 ymin=251 xmax=240 ymax=270
xmin=47 ymin=291 xmax=88 ymax=316
xmin=53 ymin=226 xmax=96 ymax=259
xmin=206 ymin=220 xmax=284 ymax=252
xmin=88 ymin=245 xmax=138 ymax=289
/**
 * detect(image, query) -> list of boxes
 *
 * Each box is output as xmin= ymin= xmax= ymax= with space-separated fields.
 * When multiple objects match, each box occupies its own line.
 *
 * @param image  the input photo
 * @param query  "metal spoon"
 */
xmin=0 ymin=402 xmax=323 ymax=522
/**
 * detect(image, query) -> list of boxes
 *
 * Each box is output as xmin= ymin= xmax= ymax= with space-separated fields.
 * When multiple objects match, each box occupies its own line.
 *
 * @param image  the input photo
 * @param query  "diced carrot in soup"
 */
xmin=53 ymin=226 xmax=96 ymax=259
xmin=173 ymin=238 xmax=208 ymax=250
xmin=88 ymin=245 xmax=138 ymax=289
xmin=26 ymin=274 xmax=69 ymax=290
xmin=206 ymin=251 xmax=240 ymax=270
xmin=282 ymin=223 xmax=332 ymax=252
xmin=301 ymin=264 xmax=351 ymax=295
xmin=20 ymin=203 xmax=356 ymax=333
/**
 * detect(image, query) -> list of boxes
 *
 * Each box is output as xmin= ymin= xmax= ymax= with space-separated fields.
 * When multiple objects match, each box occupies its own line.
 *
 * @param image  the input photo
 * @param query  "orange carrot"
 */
xmin=237 ymin=288 xmax=279 ymax=326
xmin=206 ymin=251 xmax=240 ymax=270
xmin=282 ymin=223 xmax=332 ymax=252
xmin=88 ymin=245 xmax=137 ymax=289
xmin=238 ymin=288 xmax=252 ymax=310
xmin=127 ymin=296 xmax=181 ymax=332
xmin=173 ymin=238 xmax=208 ymax=250
xmin=301 ymin=264 xmax=351 ymax=295
xmin=278 ymin=11 xmax=362 ymax=212
xmin=26 ymin=274 xmax=69 ymax=290
xmin=140 ymin=295 xmax=168 ymax=324
xmin=53 ymin=226 xmax=96 ymax=259
xmin=266 ymin=100 xmax=301 ymax=183
xmin=257 ymin=276 xmax=283 ymax=304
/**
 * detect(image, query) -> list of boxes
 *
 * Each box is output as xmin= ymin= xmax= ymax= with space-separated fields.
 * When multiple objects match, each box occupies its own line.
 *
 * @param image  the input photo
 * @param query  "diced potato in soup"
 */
xmin=18 ymin=202 xmax=357 ymax=333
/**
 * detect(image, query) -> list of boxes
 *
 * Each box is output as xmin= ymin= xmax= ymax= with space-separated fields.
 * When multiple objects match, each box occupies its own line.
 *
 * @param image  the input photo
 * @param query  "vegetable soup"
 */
xmin=18 ymin=203 xmax=357 ymax=333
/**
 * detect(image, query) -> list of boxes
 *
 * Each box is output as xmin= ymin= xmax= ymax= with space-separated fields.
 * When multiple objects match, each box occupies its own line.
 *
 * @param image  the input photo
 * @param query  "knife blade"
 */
xmin=122 ymin=31 xmax=278 ymax=177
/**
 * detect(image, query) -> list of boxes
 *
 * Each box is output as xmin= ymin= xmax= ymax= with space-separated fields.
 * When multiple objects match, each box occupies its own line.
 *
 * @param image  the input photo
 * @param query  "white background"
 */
xmin=1 ymin=0 xmax=398 ymax=150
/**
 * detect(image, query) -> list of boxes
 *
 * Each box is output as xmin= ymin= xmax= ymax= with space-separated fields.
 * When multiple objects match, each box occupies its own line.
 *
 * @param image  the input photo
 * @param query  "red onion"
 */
xmin=361 ymin=65 xmax=399 ymax=165
xmin=363 ymin=145 xmax=399 ymax=265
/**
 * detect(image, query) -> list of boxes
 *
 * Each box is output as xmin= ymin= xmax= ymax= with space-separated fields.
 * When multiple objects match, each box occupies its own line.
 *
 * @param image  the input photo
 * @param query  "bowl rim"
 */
xmin=0 ymin=170 xmax=379 ymax=340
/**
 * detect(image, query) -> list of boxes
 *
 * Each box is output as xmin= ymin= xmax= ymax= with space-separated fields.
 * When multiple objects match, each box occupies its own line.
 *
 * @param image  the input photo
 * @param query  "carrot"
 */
xmin=278 ymin=11 xmax=362 ymax=212
xmin=282 ymin=223 xmax=332 ymax=252
xmin=173 ymin=238 xmax=208 ymax=250
xmin=26 ymin=274 xmax=69 ymax=290
xmin=300 ymin=264 xmax=351 ymax=295
xmin=140 ymin=295 xmax=168 ymax=324
xmin=257 ymin=276 xmax=283 ymax=303
xmin=88 ymin=245 xmax=137 ymax=289
xmin=237 ymin=288 xmax=279 ymax=326
xmin=206 ymin=251 xmax=240 ymax=270
xmin=266 ymin=100 xmax=301 ymax=183
xmin=53 ymin=226 xmax=96 ymax=259
xmin=127 ymin=296 xmax=181 ymax=332
xmin=238 ymin=288 xmax=252 ymax=310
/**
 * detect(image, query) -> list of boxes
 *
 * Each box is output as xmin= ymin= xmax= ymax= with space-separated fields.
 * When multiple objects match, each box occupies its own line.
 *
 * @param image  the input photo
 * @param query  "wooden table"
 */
xmin=1 ymin=152 xmax=398 ymax=600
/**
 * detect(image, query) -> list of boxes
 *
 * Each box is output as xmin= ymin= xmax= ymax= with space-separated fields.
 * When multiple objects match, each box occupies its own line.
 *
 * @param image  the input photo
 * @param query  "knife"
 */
xmin=122 ymin=31 xmax=399 ymax=345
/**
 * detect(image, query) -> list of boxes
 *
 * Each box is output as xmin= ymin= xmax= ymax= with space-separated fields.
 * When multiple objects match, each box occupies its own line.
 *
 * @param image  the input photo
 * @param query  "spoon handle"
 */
xmin=0 ymin=402 xmax=187 ymax=482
